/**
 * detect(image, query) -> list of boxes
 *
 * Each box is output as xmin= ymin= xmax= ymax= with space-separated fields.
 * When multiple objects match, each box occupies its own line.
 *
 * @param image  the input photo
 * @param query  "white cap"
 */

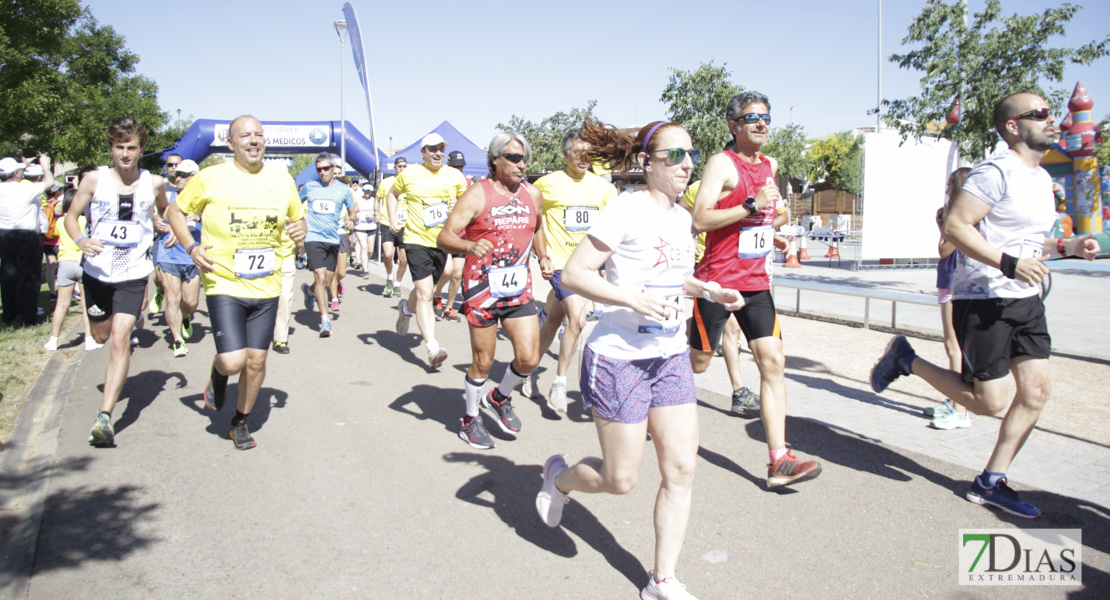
xmin=0 ymin=157 xmax=22 ymax=175
xmin=420 ymin=133 xmax=447 ymax=148
xmin=23 ymin=163 xmax=44 ymax=177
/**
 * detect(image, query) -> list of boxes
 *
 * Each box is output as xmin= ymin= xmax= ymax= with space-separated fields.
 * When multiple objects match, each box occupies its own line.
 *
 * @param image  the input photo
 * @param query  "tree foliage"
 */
xmin=808 ymin=132 xmax=863 ymax=196
xmin=879 ymin=0 xmax=1108 ymax=161
xmin=495 ymin=101 xmax=598 ymax=174
xmin=1097 ymin=115 xmax=1110 ymax=168
xmin=762 ymin=123 xmax=813 ymax=192
xmin=660 ymin=61 xmax=743 ymax=179
xmin=0 ymin=0 xmax=173 ymax=169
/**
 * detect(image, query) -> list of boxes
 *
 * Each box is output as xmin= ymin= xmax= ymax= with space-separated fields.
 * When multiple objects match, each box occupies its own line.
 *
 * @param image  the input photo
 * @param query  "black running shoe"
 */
xmin=230 ymin=420 xmax=256 ymax=450
xmin=204 ymin=368 xmax=228 ymax=411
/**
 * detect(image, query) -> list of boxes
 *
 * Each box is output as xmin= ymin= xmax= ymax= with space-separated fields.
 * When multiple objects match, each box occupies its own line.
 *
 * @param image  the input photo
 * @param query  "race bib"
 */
xmin=357 ymin=210 xmax=375 ymax=225
xmin=1018 ymin=237 xmax=1044 ymax=259
xmin=233 ymin=247 xmax=275 ymax=279
xmin=489 ymin=264 xmax=527 ymax=298
xmin=564 ymin=206 xmax=598 ymax=232
xmin=396 ymin=208 xmax=408 ymax=223
xmin=638 ymin=284 xmax=683 ymax=334
xmin=737 ymin=225 xmax=773 ymax=259
xmin=93 ymin=219 xmax=141 ymax=248
xmin=312 ymin=199 xmax=336 ymax=214
xmin=422 ymin=203 xmax=448 ymax=228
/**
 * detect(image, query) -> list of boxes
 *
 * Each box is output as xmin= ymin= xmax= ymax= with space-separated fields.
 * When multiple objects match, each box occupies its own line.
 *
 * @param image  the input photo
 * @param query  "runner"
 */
xmin=386 ymin=133 xmax=468 ymax=368
xmin=352 ymin=183 xmax=377 ymax=279
xmin=434 ymin=150 xmax=470 ymax=322
xmin=536 ymin=119 xmax=740 ymax=600
xmin=327 ymin=166 xmax=355 ymax=306
xmin=64 ymin=116 xmax=168 ymax=446
xmin=377 ymin=157 xmax=408 ymax=297
xmin=525 ymin=129 xmax=616 ymax=412
xmin=154 ymin=159 xmax=202 ymax=357
xmin=688 ymin=91 xmax=822 ymax=489
xmin=870 ymin=93 xmax=1100 ymax=519
xmin=166 ymin=115 xmax=306 ymax=450
xmin=149 ymin=153 xmax=183 ymax=316
xmin=299 ymin=152 xmax=356 ymax=337
xmin=437 ymin=132 xmax=552 ymax=449
xmin=43 ymin=187 xmax=99 ymax=351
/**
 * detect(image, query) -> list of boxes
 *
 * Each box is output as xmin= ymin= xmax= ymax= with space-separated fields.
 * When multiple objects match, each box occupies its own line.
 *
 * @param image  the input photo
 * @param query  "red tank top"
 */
xmin=694 ymin=151 xmax=777 ymax=291
xmin=462 ymin=179 xmax=538 ymax=309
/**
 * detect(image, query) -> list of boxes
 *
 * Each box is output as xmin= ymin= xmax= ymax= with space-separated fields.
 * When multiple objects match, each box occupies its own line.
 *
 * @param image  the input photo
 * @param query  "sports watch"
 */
xmin=742 ymin=196 xmax=757 ymax=214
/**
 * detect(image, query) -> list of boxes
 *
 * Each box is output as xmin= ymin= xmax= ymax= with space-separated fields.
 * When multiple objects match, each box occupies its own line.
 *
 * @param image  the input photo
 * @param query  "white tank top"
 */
xmin=84 ymin=166 xmax=155 ymax=282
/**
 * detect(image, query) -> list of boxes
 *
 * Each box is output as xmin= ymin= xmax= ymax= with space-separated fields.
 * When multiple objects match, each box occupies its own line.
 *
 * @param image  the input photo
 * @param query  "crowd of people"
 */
xmin=0 ymin=89 xmax=1099 ymax=600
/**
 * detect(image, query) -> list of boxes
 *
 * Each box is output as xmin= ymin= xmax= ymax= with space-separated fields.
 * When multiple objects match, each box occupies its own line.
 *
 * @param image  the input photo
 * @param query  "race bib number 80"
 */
xmin=564 ymin=206 xmax=598 ymax=232
xmin=234 ymin=247 xmax=275 ymax=279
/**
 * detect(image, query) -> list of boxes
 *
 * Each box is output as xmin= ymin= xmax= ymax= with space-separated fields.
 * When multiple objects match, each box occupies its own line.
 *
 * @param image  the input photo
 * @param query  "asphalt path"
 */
xmin=2 ymin=259 xmax=1108 ymax=599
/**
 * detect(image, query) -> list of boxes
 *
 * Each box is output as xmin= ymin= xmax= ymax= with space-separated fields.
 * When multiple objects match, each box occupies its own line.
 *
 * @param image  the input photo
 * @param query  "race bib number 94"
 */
xmin=93 ymin=219 xmax=140 ymax=248
xmin=234 ymin=247 xmax=275 ymax=279
xmin=564 ymin=206 xmax=598 ymax=232
xmin=312 ymin=199 xmax=336 ymax=214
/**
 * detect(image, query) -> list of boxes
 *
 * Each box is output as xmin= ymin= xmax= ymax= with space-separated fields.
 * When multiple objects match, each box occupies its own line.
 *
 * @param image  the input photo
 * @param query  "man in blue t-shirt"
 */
xmin=154 ymin=159 xmax=203 ymax=357
xmin=298 ymin=152 xmax=356 ymax=337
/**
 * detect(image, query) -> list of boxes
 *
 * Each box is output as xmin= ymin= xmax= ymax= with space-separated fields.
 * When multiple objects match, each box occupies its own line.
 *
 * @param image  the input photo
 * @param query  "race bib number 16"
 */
xmin=737 ymin=225 xmax=773 ymax=259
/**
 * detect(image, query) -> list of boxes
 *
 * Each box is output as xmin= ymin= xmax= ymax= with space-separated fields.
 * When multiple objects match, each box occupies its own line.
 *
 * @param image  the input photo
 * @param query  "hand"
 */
xmin=80 ymin=237 xmax=105 ymax=257
xmin=153 ymin=214 xmax=170 ymax=233
xmin=1014 ymin=255 xmax=1051 ymax=286
xmin=390 ymin=223 xmax=400 ymax=234
xmin=345 ymin=220 xmax=355 ymax=232
xmin=935 ymin=207 xmax=945 ymax=229
xmin=467 ymin=239 xmax=493 ymax=258
xmin=285 ymin=217 xmax=306 ymax=244
xmin=539 ymin=256 xmax=554 ymax=279
xmin=754 ymin=183 xmax=781 ymax=212
xmin=629 ymin=291 xmax=681 ymax=321
xmin=1065 ymin=234 xmax=1101 ymax=261
xmin=712 ymin=287 xmax=743 ymax=309
xmin=190 ymin=244 xmax=216 ymax=273
xmin=162 ymin=233 xmax=179 ymax=249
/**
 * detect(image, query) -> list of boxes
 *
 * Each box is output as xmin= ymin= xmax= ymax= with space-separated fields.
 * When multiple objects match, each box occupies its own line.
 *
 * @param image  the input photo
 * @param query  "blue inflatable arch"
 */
xmin=162 ymin=119 xmax=388 ymax=179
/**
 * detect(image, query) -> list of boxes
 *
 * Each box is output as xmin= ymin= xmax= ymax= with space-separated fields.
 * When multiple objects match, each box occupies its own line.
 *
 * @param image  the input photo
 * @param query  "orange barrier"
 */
xmin=798 ymin=235 xmax=811 ymax=260
xmin=784 ymin=237 xmax=802 ymax=268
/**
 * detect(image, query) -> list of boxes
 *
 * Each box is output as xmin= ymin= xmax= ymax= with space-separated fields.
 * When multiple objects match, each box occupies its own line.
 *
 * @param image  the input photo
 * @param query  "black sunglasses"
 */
xmin=164 ymin=162 xmax=180 ymax=169
xmin=650 ymin=148 xmax=700 ymax=165
xmin=1006 ymin=108 xmax=1051 ymax=123
xmin=174 ymin=171 xmax=194 ymax=179
xmin=737 ymin=113 xmax=772 ymax=125
xmin=502 ymin=153 xmax=527 ymax=164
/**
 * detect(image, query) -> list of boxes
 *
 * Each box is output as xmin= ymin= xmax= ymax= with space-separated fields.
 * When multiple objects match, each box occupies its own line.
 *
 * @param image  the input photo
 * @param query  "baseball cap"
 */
xmin=0 ymin=157 xmax=21 ymax=175
xmin=447 ymin=151 xmax=465 ymax=167
xmin=176 ymin=159 xmax=200 ymax=175
xmin=420 ymin=133 xmax=448 ymax=149
xmin=23 ymin=163 xmax=44 ymax=177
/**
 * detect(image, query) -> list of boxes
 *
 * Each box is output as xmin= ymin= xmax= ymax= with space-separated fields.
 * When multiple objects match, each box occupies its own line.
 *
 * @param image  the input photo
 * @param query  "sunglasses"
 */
xmin=174 ymin=171 xmax=194 ymax=179
xmin=165 ymin=163 xmax=180 ymax=169
xmin=502 ymin=153 xmax=527 ymax=164
xmin=1006 ymin=108 xmax=1051 ymax=123
xmin=736 ymin=113 xmax=772 ymax=125
xmin=650 ymin=148 xmax=700 ymax=165
xmin=317 ymin=166 xmax=332 ymax=172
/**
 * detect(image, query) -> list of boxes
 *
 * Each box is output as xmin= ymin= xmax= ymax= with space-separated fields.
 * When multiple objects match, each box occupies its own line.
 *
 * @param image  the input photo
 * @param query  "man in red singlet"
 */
xmin=688 ymin=91 xmax=822 ymax=489
xmin=437 ymin=131 xmax=553 ymax=450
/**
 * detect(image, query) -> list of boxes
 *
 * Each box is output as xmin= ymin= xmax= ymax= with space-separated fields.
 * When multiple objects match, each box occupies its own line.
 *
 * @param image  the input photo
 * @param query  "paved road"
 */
xmin=1 ymin=257 xmax=1107 ymax=599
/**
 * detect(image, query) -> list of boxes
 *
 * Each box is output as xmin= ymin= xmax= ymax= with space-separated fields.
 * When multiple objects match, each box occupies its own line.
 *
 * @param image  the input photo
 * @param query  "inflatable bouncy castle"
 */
xmin=1042 ymin=82 xmax=1104 ymax=240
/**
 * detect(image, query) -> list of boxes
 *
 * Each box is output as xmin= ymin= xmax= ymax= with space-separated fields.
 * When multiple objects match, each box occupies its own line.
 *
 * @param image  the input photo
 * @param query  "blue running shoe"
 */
xmin=870 ymin=335 xmax=916 ymax=393
xmin=302 ymin=282 xmax=315 ymax=312
xmin=966 ymin=477 xmax=1041 ymax=519
xmin=320 ymin=319 xmax=332 ymax=338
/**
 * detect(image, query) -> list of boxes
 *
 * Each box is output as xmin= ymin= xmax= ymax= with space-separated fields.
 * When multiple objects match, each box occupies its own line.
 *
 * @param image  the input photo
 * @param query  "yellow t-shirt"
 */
xmin=682 ymin=181 xmax=706 ymax=263
xmin=175 ymin=162 xmax=304 ymax=299
xmin=393 ymin=164 xmax=467 ymax=248
xmin=56 ymin=215 xmax=85 ymax=263
xmin=535 ymin=170 xmax=616 ymax=269
xmin=377 ymin=175 xmax=405 ymax=228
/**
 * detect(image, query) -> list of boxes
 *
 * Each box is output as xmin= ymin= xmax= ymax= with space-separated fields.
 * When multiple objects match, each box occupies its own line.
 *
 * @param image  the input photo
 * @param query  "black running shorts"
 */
xmin=953 ymin=296 xmax=1050 ymax=383
xmin=305 ymin=241 xmax=339 ymax=272
xmin=380 ymin=227 xmax=405 ymax=247
xmin=689 ymin=290 xmax=781 ymax=353
xmin=405 ymin=244 xmax=446 ymax=283
xmin=82 ymin=275 xmax=146 ymax=322
xmin=206 ymin=294 xmax=279 ymax=354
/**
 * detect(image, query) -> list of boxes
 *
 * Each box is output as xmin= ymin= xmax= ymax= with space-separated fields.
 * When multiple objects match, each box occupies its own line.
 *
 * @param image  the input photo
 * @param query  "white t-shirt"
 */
xmin=584 ymin=192 xmax=697 ymax=359
xmin=84 ymin=166 xmax=155 ymax=283
xmin=952 ymin=150 xmax=1056 ymax=300
xmin=354 ymin=197 xmax=377 ymax=231
xmin=0 ymin=181 xmax=46 ymax=230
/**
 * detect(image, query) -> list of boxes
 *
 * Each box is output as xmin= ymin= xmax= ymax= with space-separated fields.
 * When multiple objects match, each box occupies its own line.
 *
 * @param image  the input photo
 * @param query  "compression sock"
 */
xmin=979 ymin=470 xmax=1006 ymax=488
xmin=496 ymin=364 xmax=529 ymax=399
xmin=464 ymin=376 xmax=486 ymax=419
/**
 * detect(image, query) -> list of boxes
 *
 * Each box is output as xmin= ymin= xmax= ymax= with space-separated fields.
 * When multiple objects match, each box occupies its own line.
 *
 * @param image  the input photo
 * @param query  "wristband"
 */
xmin=187 ymin=243 xmax=200 ymax=255
xmin=999 ymin=253 xmax=1018 ymax=279
xmin=702 ymin=281 xmax=721 ymax=301
xmin=538 ymin=254 xmax=550 ymax=261
xmin=1056 ymin=238 xmax=1067 ymax=257
xmin=75 ymin=235 xmax=87 ymax=245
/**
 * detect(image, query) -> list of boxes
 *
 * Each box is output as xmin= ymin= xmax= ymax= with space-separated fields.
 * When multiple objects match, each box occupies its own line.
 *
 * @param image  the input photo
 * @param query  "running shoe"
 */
xmin=384 ymin=280 xmax=395 ymax=296
xmin=272 ymin=341 xmax=290 ymax=354
xmin=586 ymin=310 xmax=599 ymax=322
xmin=458 ymin=415 xmax=495 ymax=450
xmin=730 ymin=387 xmax=761 ymax=418
xmin=43 ymin=337 xmax=58 ymax=351
xmin=870 ymin=335 xmax=916 ymax=393
xmin=320 ymin=319 xmax=332 ymax=338
xmin=483 ymin=390 xmax=522 ymax=434
xmin=88 ymin=412 xmax=114 ymax=446
xmin=966 ymin=477 xmax=1040 ymax=519
xmin=150 ymin=288 xmax=163 ymax=315
xmin=330 ymin=298 xmax=340 ymax=312
xmin=392 ymin=285 xmax=404 ymax=298
xmin=230 ymin=420 xmax=257 ymax=451
xmin=302 ymin=282 xmax=314 ymax=312
xmin=395 ymin=300 xmax=411 ymax=335
xmin=444 ymin=308 xmax=461 ymax=322
xmin=172 ymin=340 xmax=188 ymax=357
xmin=547 ymin=381 xmax=568 ymax=413
xmin=641 ymin=571 xmax=698 ymax=600
xmin=427 ymin=347 xmax=448 ymax=369
xmin=85 ymin=337 xmax=103 ymax=351
xmin=433 ymin=297 xmax=444 ymax=320
xmin=295 ymin=257 xmax=305 ymax=270
xmin=536 ymin=454 xmax=569 ymax=527
xmin=182 ymin=314 xmax=193 ymax=340
xmin=931 ymin=409 xmax=970 ymax=430
xmin=924 ymin=399 xmax=954 ymax=417
xmin=337 ymin=282 xmax=344 ymax=298
xmin=767 ymin=448 xmax=822 ymax=488
xmin=204 ymin=370 xmax=227 ymax=412
xmin=521 ymin=371 xmax=538 ymax=398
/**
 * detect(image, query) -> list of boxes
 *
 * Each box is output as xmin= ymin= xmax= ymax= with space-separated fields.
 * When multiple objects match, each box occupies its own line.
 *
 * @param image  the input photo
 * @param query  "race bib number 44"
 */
xmin=564 ymin=206 xmax=598 ymax=232
xmin=422 ymin=203 xmax=448 ymax=228
xmin=738 ymin=225 xmax=773 ymax=259
xmin=93 ymin=219 xmax=140 ymax=248
xmin=234 ymin=247 xmax=275 ymax=279
xmin=489 ymin=265 xmax=527 ymax=298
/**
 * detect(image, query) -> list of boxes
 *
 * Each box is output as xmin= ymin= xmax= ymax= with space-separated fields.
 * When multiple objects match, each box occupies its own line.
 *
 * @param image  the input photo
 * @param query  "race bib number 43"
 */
xmin=234 ymin=247 xmax=275 ymax=279
xmin=93 ymin=219 xmax=140 ymax=248
xmin=489 ymin=265 xmax=527 ymax=298
xmin=737 ymin=225 xmax=773 ymax=259
xmin=565 ymin=206 xmax=598 ymax=232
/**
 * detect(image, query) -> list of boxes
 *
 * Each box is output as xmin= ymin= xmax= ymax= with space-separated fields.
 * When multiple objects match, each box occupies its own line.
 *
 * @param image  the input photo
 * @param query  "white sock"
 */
xmin=553 ymin=375 xmax=567 ymax=386
xmin=426 ymin=339 xmax=440 ymax=354
xmin=464 ymin=377 xmax=485 ymax=417
xmin=401 ymin=299 xmax=413 ymax=316
xmin=387 ymin=274 xmax=394 ymax=282
xmin=321 ymin=314 xmax=330 ymax=324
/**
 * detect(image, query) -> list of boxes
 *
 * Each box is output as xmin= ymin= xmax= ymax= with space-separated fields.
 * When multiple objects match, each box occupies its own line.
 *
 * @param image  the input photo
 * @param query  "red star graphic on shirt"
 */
xmin=654 ymin=237 xmax=671 ymax=268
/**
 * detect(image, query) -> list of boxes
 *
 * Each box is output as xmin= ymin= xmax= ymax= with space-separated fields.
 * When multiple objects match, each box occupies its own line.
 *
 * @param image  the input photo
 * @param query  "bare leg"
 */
xmin=749 ymin=336 xmax=786 ymax=451
xmin=98 ymin=312 xmax=138 ymax=414
xmin=410 ymin=276 xmax=437 ymax=345
xmin=49 ymin=283 xmax=76 ymax=339
xmin=722 ymin=317 xmax=746 ymax=391
xmin=554 ymin=294 xmax=588 ymax=378
xmin=160 ymin=272 xmax=184 ymax=343
xmin=939 ymin=301 xmax=966 ymax=414
xmin=647 ymin=403 xmax=699 ymax=580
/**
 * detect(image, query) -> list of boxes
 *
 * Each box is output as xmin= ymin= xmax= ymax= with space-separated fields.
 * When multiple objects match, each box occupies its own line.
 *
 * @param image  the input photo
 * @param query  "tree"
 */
xmin=660 ymin=61 xmax=743 ymax=179
xmin=808 ymin=132 xmax=863 ymax=196
xmin=879 ymin=0 xmax=1108 ymax=161
xmin=495 ymin=101 xmax=598 ymax=173
xmin=0 ymin=0 xmax=171 ymax=168
xmin=761 ymin=123 xmax=813 ymax=193
xmin=1097 ymin=115 xmax=1110 ymax=167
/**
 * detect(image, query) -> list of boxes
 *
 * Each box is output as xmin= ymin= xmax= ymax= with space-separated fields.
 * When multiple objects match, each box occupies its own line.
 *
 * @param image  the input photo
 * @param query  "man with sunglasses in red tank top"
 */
xmin=688 ymin=91 xmax=822 ymax=489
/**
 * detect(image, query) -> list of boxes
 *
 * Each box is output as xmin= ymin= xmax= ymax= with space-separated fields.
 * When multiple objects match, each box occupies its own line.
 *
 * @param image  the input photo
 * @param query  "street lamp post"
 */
xmin=334 ymin=20 xmax=347 ymax=177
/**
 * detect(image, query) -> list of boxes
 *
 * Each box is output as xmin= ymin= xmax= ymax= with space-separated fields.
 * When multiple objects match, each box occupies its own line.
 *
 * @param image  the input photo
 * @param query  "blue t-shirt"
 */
xmin=300 ymin=181 xmax=355 ymax=244
xmin=157 ymin=186 xmax=204 ymax=265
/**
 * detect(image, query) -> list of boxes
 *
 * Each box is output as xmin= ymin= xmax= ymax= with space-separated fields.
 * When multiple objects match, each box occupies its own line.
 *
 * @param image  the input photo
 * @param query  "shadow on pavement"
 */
xmin=109 ymin=370 xmax=187 ymax=435
xmin=444 ymin=452 xmax=646 ymax=590
xmin=388 ymin=384 xmax=463 ymax=433
xmin=178 ymin=386 xmax=287 ymax=440
xmin=360 ymin=330 xmax=428 ymax=370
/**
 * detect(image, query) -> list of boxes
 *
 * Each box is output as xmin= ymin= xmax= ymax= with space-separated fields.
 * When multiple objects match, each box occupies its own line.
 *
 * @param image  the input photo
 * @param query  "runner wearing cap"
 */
xmin=154 ymin=159 xmax=202 ymax=357
xmin=377 ymin=158 xmax=408 ymax=297
xmin=0 ymin=155 xmax=54 ymax=326
xmin=434 ymin=149 xmax=472 ymax=322
xmin=386 ymin=133 xmax=468 ymax=368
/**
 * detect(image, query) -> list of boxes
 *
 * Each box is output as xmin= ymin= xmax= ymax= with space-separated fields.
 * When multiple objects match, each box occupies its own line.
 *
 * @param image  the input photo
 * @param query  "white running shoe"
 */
xmin=521 ymin=371 xmax=537 ymax=398
xmin=536 ymin=455 xmax=569 ymax=527
xmin=641 ymin=571 xmax=698 ymax=600
xmin=931 ymin=410 xmax=971 ymax=430
xmin=43 ymin=337 xmax=59 ymax=351
xmin=85 ymin=337 xmax=104 ymax=351
xmin=547 ymin=381 xmax=568 ymax=413
xmin=428 ymin=347 xmax=448 ymax=369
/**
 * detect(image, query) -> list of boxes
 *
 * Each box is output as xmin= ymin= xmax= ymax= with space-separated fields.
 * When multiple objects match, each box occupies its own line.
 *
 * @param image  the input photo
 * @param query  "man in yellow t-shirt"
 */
xmin=376 ymin=157 xmax=408 ymax=296
xmin=526 ymin=129 xmax=616 ymax=411
xmin=167 ymin=115 xmax=306 ymax=451
xmin=386 ymin=133 xmax=468 ymax=369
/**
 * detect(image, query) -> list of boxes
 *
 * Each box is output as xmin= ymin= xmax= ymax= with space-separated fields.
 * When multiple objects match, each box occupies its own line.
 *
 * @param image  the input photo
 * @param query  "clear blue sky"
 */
xmin=84 ymin=0 xmax=1108 ymax=151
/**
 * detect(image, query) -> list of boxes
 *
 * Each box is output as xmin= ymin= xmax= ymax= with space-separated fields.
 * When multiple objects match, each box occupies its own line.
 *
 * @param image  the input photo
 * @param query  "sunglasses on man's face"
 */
xmin=165 ymin=163 xmax=180 ymax=169
xmin=175 ymin=171 xmax=194 ymax=179
xmin=1007 ymin=108 xmax=1052 ymax=123
xmin=737 ymin=113 xmax=771 ymax=125
xmin=650 ymin=148 xmax=700 ymax=165
xmin=502 ymin=153 xmax=527 ymax=164
xmin=317 ymin=166 xmax=332 ymax=172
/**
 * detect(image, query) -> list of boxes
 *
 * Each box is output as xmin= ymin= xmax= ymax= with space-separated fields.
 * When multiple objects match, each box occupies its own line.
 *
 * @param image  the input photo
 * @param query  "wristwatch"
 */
xmin=742 ymin=197 xmax=757 ymax=215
